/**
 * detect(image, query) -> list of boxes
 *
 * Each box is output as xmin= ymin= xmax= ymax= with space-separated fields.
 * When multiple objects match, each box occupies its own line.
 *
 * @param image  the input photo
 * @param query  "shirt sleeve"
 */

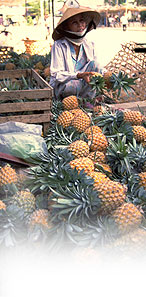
xmin=50 ymin=41 xmax=78 ymax=88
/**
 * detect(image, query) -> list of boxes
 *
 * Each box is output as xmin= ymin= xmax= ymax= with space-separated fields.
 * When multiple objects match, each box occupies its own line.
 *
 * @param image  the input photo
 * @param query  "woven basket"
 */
xmin=105 ymin=42 xmax=146 ymax=102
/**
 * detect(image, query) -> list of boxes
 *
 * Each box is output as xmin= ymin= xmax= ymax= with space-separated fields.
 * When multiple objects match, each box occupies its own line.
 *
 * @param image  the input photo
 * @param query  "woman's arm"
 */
xmin=50 ymin=41 xmax=78 ymax=87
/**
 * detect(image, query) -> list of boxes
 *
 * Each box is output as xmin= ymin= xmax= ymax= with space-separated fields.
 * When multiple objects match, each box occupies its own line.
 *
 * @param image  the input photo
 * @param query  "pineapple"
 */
xmin=29 ymin=209 xmax=51 ymax=228
xmin=84 ymin=125 xmax=102 ymax=135
xmin=93 ymin=105 xmax=106 ymax=116
xmin=84 ymin=125 xmax=108 ymax=152
xmin=34 ymin=61 xmax=44 ymax=70
xmin=132 ymin=125 xmax=146 ymax=142
xmin=72 ymin=110 xmax=91 ymax=132
xmin=0 ymin=164 xmax=18 ymax=186
xmin=70 ymin=157 xmax=94 ymax=175
xmin=68 ymin=140 xmax=90 ymax=158
xmin=88 ymin=171 xmax=110 ymax=187
xmin=70 ymin=108 xmax=82 ymax=116
xmin=12 ymin=189 xmax=36 ymax=214
xmin=95 ymin=163 xmax=112 ymax=174
xmin=138 ymin=172 xmax=146 ymax=190
xmin=111 ymin=202 xmax=143 ymax=233
xmin=57 ymin=110 xmax=74 ymax=128
xmin=103 ymin=71 xmax=113 ymax=89
xmin=110 ymin=227 xmax=146 ymax=254
xmin=43 ymin=66 xmax=50 ymax=78
xmin=94 ymin=179 xmax=127 ymax=215
xmin=0 ymin=200 xmax=6 ymax=210
xmin=62 ymin=96 xmax=79 ymax=110
xmin=123 ymin=110 xmax=145 ymax=126
xmin=88 ymin=151 xmax=106 ymax=164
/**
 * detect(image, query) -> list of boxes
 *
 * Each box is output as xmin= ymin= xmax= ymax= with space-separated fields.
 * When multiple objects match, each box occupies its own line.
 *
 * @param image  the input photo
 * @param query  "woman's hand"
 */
xmin=77 ymin=72 xmax=95 ymax=84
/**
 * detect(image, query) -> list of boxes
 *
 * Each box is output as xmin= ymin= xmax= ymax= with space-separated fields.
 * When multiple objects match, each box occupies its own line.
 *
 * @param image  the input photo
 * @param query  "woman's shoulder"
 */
xmin=83 ymin=38 xmax=95 ymax=47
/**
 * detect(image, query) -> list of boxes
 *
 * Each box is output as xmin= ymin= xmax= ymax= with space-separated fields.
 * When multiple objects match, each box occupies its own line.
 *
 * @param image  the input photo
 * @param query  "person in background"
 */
xmin=121 ymin=13 xmax=128 ymax=31
xmin=49 ymin=7 xmax=102 ymax=100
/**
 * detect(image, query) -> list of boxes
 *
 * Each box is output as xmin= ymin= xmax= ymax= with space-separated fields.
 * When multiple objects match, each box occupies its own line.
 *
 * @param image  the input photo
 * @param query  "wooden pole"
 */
xmin=52 ymin=0 xmax=55 ymax=30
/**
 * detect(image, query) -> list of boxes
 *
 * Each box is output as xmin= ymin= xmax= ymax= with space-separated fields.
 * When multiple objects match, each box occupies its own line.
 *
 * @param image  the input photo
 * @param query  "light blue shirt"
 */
xmin=49 ymin=38 xmax=101 ymax=88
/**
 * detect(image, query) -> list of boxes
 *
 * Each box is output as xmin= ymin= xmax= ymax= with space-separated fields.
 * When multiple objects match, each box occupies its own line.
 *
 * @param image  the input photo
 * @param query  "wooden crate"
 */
xmin=0 ymin=69 xmax=53 ymax=134
xmin=109 ymin=100 xmax=146 ymax=114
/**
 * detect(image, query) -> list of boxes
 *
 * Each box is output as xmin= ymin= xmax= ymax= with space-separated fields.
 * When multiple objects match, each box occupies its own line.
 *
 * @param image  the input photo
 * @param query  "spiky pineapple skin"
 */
xmin=138 ymin=172 xmax=146 ymax=190
xmin=29 ymin=209 xmax=51 ymax=228
xmin=88 ymin=151 xmax=106 ymax=164
xmin=70 ymin=157 xmax=94 ymax=175
xmin=103 ymin=71 xmax=113 ymax=89
xmin=0 ymin=164 xmax=18 ymax=186
xmin=94 ymin=179 xmax=127 ymax=215
xmin=68 ymin=140 xmax=90 ymax=158
xmin=84 ymin=125 xmax=108 ymax=152
xmin=0 ymin=200 xmax=6 ymax=210
xmin=57 ymin=111 xmax=74 ymax=128
xmin=112 ymin=202 xmax=143 ymax=233
xmin=132 ymin=125 xmax=146 ymax=142
xmin=123 ymin=111 xmax=144 ymax=126
xmin=88 ymin=171 xmax=110 ymax=187
xmin=62 ymin=96 xmax=79 ymax=110
xmin=72 ymin=110 xmax=91 ymax=132
xmin=12 ymin=189 xmax=36 ymax=214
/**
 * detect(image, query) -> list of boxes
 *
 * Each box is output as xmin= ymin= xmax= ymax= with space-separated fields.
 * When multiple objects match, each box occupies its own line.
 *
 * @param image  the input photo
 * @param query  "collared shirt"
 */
xmin=49 ymin=38 xmax=101 ymax=88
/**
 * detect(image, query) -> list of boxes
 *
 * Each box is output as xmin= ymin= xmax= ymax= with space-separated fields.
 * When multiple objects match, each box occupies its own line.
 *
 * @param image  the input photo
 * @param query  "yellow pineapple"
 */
xmin=88 ymin=171 xmax=110 ymax=187
xmin=70 ymin=157 xmax=94 ymax=175
xmin=57 ymin=110 xmax=74 ymax=128
xmin=90 ymin=72 xmax=103 ymax=79
xmin=0 ymin=200 xmax=6 ymax=210
xmin=68 ymin=140 xmax=90 ymax=158
xmin=95 ymin=163 xmax=112 ymax=174
xmin=43 ymin=66 xmax=50 ymax=78
xmin=93 ymin=105 xmax=106 ymax=115
xmin=72 ymin=110 xmax=91 ymax=132
xmin=123 ymin=111 xmax=145 ymax=126
xmin=85 ymin=126 xmax=108 ymax=152
xmin=138 ymin=172 xmax=146 ymax=190
xmin=70 ymin=108 xmax=83 ymax=116
xmin=62 ymin=96 xmax=79 ymax=110
xmin=111 ymin=227 xmax=146 ymax=253
xmin=94 ymin=179 xmax=127 ymax=215
xmin=34 ymin=61 xmax=44 ymax=70
xmin=111 ymin=202 xmax=143 ymax=233
xmin=103 ymin=71 xmax=113 ymax=89
xmin=88 ymin=151 xmax=106 ymax=164
xmin=132 ymin=125 xmax=146 ymax=142
xmin=84 ymin=125 xmax=102 ymax=135
xmin=29 ymin=209 xmax=51 ymax=229
xmin=0 ymin=164 xmax=18 ymax=186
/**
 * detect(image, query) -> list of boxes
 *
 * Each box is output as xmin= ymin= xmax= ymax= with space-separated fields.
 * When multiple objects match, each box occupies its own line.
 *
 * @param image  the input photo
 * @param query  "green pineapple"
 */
xmin=12 ymin=189 xmax=36 ymax=214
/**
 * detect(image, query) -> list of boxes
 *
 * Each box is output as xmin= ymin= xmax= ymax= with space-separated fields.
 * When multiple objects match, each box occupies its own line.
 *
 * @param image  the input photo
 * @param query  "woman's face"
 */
xmin=66 ymin=14 xmax=87 ymax=32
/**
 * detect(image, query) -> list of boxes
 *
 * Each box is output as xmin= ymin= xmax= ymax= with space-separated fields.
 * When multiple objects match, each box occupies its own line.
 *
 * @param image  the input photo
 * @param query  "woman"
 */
xmin=49 ymin=7 xmax=102 ymax=100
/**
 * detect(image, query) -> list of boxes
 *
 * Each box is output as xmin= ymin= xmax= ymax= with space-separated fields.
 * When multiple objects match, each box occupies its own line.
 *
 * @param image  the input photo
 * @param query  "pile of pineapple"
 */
xmin=1 ymin=86 xmax=146 ymax=260
xmin=1 ymin=50 xmax=51 ymax=82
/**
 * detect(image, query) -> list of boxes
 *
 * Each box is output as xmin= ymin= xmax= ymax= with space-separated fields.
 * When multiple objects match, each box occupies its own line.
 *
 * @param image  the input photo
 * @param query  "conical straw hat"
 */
xmin=52 ymin=7 xmax=100 ymax=41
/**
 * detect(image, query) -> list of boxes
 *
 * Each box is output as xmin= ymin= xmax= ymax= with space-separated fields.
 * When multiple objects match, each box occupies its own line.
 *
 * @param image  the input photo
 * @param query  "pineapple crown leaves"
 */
xmin=89 ymin=75 xmax=106 ymax=96
xmin=106 ymin=134 xmax=134 ymax=179
xmin=45 ymin=121 xmax=80 ymax=150
xmin=26 ymin=148 xmax=94 ymax=194
xmin=26 ymin=149 xmax=74 ymax=193
xmin=94 ymin=110 xmax=125 ymax=135
xmin=110 ymin=71 xmax=137 ymax=98
xmin=0 ymin=205 xmax=27 ymax=247
xmin=49 ymin=181 xmax=101 ymax=224
xmin=128 ymin=139 xmax=146 ymax=172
